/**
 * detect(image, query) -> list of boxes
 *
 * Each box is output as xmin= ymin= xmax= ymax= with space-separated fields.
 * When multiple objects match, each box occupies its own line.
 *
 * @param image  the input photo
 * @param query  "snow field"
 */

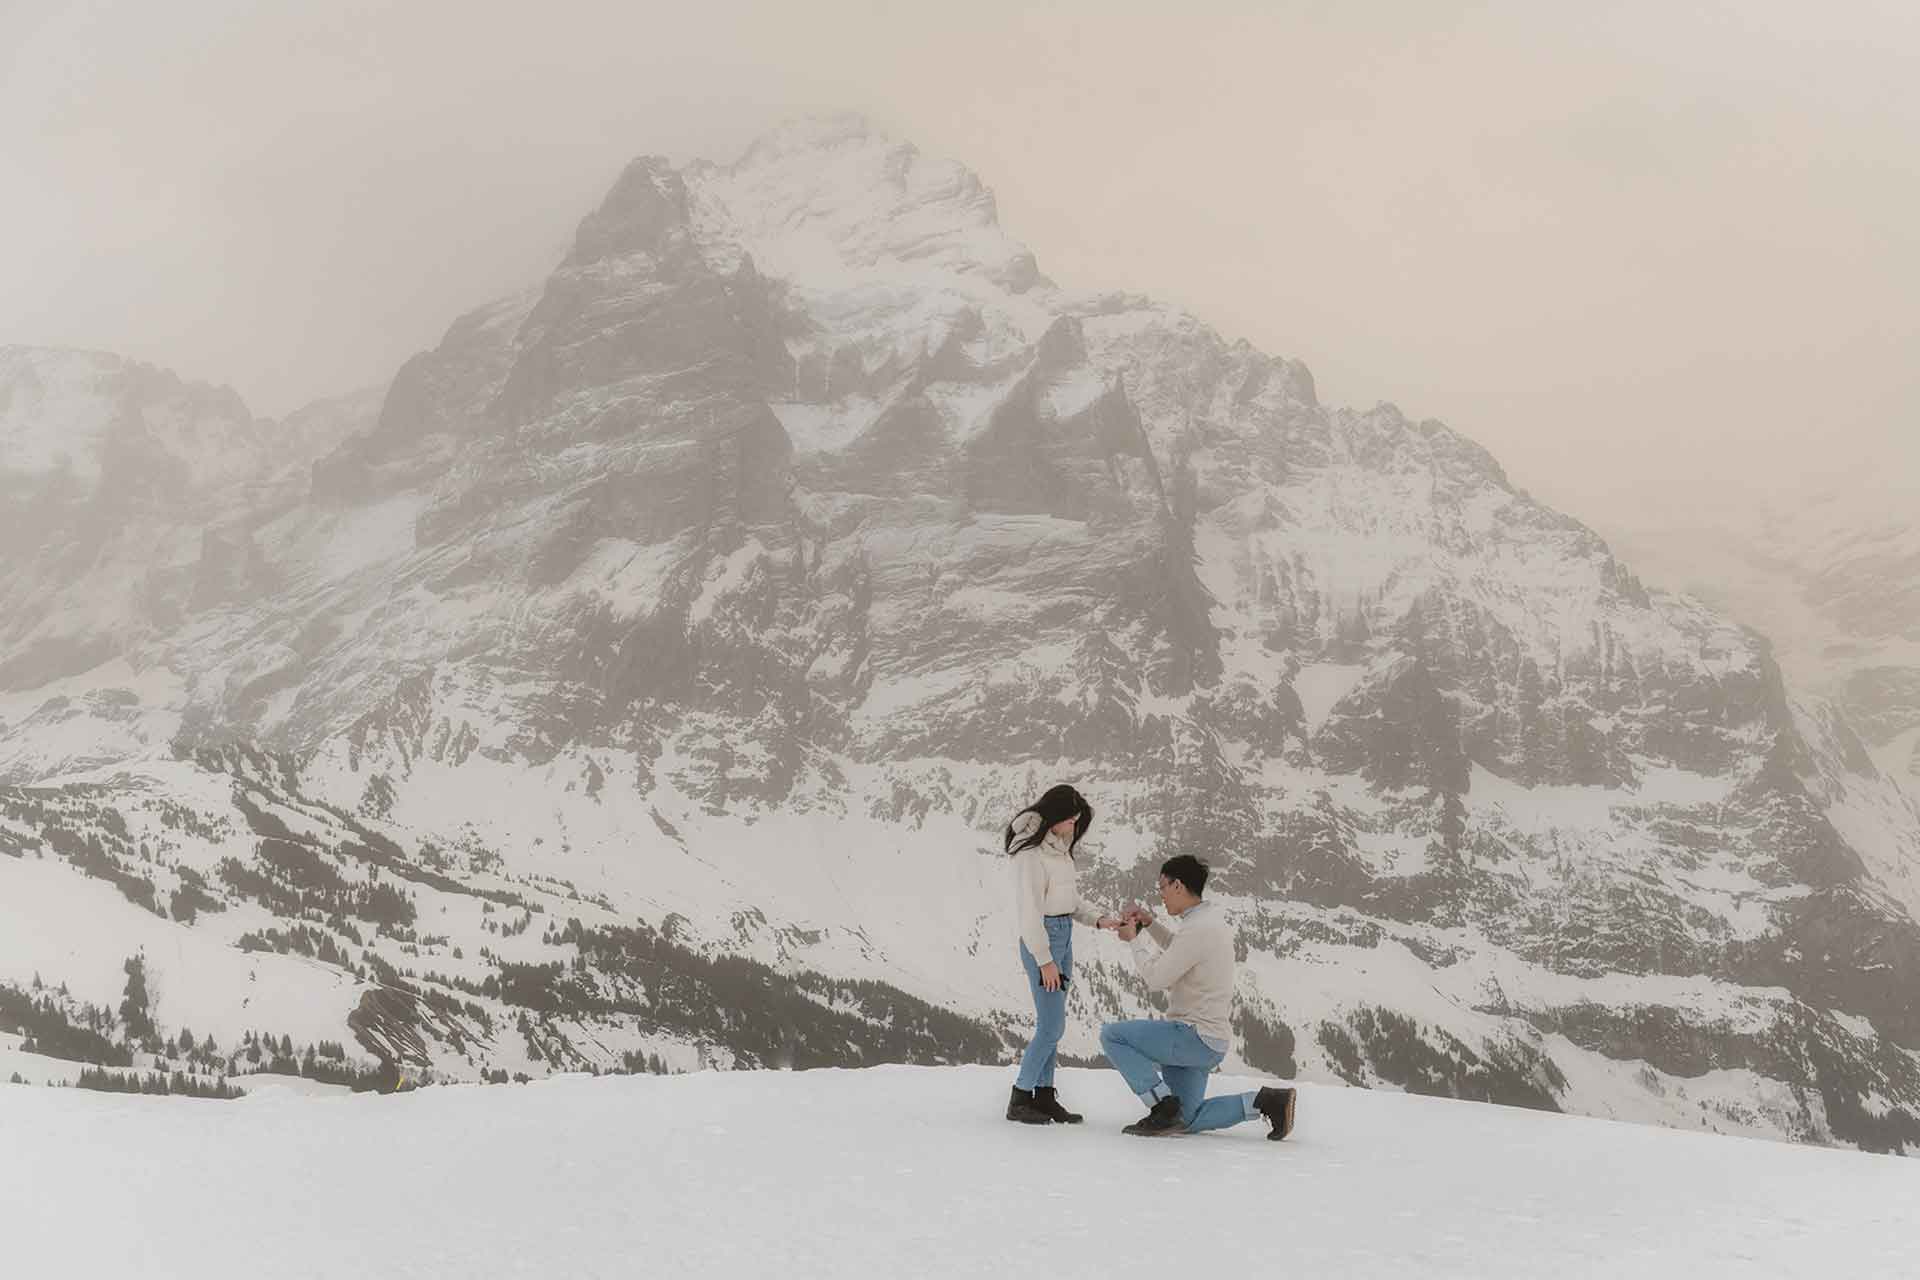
xmin=5 ymin=1064 xmax=1916 ymax=1279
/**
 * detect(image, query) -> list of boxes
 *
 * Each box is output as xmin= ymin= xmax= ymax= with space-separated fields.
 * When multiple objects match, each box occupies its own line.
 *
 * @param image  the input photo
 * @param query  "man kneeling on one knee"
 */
xmin=1099 ymin=855 xmax=1297 ymax=1139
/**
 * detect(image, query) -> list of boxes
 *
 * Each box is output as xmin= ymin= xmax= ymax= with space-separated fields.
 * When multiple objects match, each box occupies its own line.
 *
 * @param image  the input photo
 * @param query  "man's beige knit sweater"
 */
xmin=1129 ymin=900 xmax=1235 ymax=1048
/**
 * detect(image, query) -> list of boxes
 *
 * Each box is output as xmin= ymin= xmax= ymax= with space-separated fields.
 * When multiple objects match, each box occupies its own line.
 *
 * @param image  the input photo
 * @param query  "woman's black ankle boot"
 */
xmin=1006 ymin=1086 xmax=1053 ymax=1124
xmin=1033 ymin=1086 xmax=1082 ymax=1124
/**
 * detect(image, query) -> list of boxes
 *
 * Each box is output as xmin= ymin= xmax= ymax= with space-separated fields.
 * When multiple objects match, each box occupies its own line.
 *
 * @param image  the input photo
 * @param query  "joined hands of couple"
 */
xmin=1037 ymin=905 xmax=1155 ymax=991
xmin=1096 ymin=903 xmax=1157 ymax=942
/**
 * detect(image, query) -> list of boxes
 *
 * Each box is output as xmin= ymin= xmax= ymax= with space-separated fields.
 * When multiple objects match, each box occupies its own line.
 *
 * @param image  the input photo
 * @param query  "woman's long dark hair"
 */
xmin=1005 ymin=783 xmax=1094 ymax=857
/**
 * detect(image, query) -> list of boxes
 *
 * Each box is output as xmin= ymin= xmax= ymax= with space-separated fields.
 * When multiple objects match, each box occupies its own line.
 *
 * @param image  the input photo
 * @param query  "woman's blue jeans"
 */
xmin=1016 ymin=915 xmax=1073 ymax=1091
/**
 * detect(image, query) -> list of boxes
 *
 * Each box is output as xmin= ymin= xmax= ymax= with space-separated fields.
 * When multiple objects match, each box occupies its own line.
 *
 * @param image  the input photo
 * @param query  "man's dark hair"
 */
xmin=1160 ymin=854 xmax=1209 ymax=897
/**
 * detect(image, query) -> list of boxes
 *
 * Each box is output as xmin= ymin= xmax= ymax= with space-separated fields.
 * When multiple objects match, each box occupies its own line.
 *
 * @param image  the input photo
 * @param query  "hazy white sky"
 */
xmin=4 ymin=0 xmax=1916 ymax=526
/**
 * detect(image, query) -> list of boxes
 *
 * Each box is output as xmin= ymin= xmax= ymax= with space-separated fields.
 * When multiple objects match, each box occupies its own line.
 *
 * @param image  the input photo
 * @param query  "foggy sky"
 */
xmin=4 ymin=0 xmax=1916 ymax=528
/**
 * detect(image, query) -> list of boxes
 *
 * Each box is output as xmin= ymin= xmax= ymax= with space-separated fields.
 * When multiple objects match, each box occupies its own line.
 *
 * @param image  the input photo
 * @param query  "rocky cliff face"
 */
xmin=4 ymin=116 xmax=1919 ymax=1150
xmin=1 ymin=348 xmax=257 ymax=688
xmin=0 ymin=349 xmax=378 ymax=778
xmin=1610 ymin=479 xmax=1920 ymax=786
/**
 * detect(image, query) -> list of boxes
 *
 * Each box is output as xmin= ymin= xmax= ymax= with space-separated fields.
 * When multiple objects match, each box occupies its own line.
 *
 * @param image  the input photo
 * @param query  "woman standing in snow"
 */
xmin=1004 ymin=783 xmax=1120 ymax=1125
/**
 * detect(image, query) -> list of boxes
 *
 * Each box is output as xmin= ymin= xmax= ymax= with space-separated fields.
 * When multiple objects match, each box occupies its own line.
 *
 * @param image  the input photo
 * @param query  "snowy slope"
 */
xmin=6 ymin=1066 xmax=1919 ymax=1279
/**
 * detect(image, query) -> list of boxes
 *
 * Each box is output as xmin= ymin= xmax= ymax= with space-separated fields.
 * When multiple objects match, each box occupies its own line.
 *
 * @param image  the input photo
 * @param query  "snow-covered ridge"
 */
xmin=692 ymin=111 xmax=1040 ymax=297
xmin=0 ymin=345 xmax=259 ymax=492
xmin=1606 ymin=472 xmax=1920 ymax=765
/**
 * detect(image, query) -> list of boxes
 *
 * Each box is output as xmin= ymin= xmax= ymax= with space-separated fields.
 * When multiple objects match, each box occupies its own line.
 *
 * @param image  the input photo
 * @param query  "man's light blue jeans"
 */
xmin=1099 ymin=1017 xmax=1260 ymax=1133
xmin=1016 ymin=915 xmax=1073 ymax=1091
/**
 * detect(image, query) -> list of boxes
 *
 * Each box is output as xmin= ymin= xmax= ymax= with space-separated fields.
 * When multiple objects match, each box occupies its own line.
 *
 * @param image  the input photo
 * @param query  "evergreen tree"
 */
xmin=1435 ymin=787 xmax=1469 ymax=863
xmin=119 ymin=955 xmax=154 ymax=1045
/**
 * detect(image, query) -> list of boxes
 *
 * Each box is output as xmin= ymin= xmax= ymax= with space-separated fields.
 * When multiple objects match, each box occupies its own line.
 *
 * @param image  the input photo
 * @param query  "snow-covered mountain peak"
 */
xmin=2 ymin=346 xmax=121 ymax=477
xmin=732 ymin=109 xmax=887 ymax=164
xmin=1605 ymin=452 xmax=1920 ymax=788
xmin=565 ymin=156 xmax=692 ymax=266
xmin=0 ymin=344 xmax=377 ymax=727
xmin=693 ymin=114 xmax=1042 ymax=298
xmin=0 ymin=346 xmax=254 ymax=494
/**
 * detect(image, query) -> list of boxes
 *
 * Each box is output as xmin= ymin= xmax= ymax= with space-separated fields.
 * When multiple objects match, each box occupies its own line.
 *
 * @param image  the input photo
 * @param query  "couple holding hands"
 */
xmin=1005 ymin=783 xmax=1297 ymax=1140
xmin=1100 ymin=901 xmax=1159 ymax=941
